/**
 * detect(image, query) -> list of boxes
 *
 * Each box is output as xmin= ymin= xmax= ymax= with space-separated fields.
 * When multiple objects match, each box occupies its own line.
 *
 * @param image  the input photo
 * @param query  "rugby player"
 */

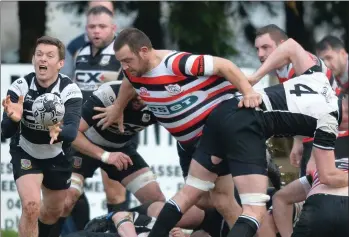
xmin=61 ymin=1 xmax=115 ymax=78
xmin=272 ymin=156 xmax=348 ymax=237
xmin=93 ymin=27 xmax=262 ymax=228
xmin=141 ymin=30 xmax=348 ymax=236
xmin=72 ymin=4 xmax=131 ymax=225
xmin=316 ymin=35 xmax=348 ymax=92
xmin=251 ymin=24 xmax=340 ymax=175
xmin=1 ymin=36 xmax=83 ymax=237
xmin=53 ymin=81 xmax=165 ymax=236
xmin=300 ymin=35 xmax=349 ymax=174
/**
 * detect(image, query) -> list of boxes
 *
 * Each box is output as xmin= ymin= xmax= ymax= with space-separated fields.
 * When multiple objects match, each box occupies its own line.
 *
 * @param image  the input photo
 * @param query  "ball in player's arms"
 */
xmin=32 ymin=93 xmax=65 ymax=126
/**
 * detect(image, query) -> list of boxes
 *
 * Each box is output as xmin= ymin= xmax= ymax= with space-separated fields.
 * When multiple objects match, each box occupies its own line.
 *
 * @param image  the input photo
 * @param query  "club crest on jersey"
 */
xmin=142 ymin=113 xmax=151 ymax=123
xmin=165 ymin=84 xmax=182 ymax=95
xmin=100 ymin=55 xmax=111 ymax=66
xmin=139 ymin=87 xmax=150 ymax=97
xmin=20 ymin=159 xmax=32 ymax=170
xmin=73 ymin=157 xmax=82 ymax=168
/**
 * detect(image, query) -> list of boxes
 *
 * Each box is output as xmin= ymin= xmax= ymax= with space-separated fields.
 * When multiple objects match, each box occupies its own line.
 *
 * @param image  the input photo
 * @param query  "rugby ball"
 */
xmin=32 ymin=93 xmax=65 ymax=126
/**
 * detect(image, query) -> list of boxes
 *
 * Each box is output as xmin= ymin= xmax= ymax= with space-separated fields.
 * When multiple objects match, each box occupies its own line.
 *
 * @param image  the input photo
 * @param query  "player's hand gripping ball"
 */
xmin=32 ymin=93 xmax=65 ymax=126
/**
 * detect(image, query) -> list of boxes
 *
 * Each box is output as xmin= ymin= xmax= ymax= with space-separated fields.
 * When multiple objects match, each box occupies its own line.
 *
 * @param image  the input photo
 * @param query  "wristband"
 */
xmin=101 ymin=151 xmax=110 ymax=163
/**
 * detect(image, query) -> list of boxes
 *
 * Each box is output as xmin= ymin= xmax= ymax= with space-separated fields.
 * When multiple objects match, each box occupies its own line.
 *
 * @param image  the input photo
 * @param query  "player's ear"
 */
xmin=112 ymin=23 xmax=117 ymax=34
xmin=58 ymin=59 xmax=64 ymax=70
xmin=32 ymin=56 xmax=35 ymax=65
xmin=340 ymin=48 xmax=347 ymax=57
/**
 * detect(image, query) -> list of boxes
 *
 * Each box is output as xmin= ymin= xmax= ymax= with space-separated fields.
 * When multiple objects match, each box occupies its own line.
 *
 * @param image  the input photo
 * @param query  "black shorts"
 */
xmin=177 ymin=137 xmax=230 ymax=178
xmin=292 ymin=194 xmax=349 ymax=237
xmin=72 ymin=145 xmax=149 ymax=182
xmin=193 ymin=98 xmax=268 ymax=177
xmin=10 ymin=147 xmax=72 ymax=190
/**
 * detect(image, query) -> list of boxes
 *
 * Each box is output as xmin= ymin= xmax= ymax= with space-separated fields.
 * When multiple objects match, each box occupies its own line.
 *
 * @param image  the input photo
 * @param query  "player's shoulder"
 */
xmin=92 ymin=81 xmax=121 ymax=106
xmin=161 ymin=50 xmax=179 ymax=64
xmin=58 ymin=73 xmax=75 ymax=88
xmin=76 ymin=41 xmax=92 ymax=57
xmin=101 ymin=39 xmax=115 ymax=55
xmin=8 ymin=72 xmax=35 ymax=95
xmin=96 ymin=81 xmax=121 ymax=93
xmin=59 ymin=74 xmax=82 ymax=101
xmin=16 ymin=72 xmax=35 ymax=85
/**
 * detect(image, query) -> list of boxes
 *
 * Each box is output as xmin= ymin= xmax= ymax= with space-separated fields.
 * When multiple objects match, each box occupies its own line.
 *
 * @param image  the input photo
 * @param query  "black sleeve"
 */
xmin=1 ymin=91 xmax=21 ymax=139
xmin=81 ymin=95 xmax=105 ymax=127
xmin=313 ymin=113 xmax=338 ymax=150
xmin=56 ymin=98 xmax=83 ymax=143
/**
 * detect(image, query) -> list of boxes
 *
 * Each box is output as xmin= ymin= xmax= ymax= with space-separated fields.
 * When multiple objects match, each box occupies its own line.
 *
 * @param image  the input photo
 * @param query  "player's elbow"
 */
xmin=66 ymin=128 xmax=79 ymax=143
xmin=317 ymin=171 xmax=333 ymax=186
xmin=1 ymin=122 xmax=16 ymax=138
xmin=317 ymin=169 xmax=337 ymax=186
xmin=59 ymin=124 xmax=79 ymax=143
xmin=212 ymin=57 xmax=234 ymax=77
xmin=1 ymin=129 xmax=13 ymax=139
xmin=283 ymin=38 xmax=301 ymax=56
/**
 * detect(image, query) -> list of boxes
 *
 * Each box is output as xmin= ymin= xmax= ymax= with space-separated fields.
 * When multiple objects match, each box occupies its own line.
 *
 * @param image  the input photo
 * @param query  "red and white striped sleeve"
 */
xmin=164 ymin=51 xmax=214 ymax=77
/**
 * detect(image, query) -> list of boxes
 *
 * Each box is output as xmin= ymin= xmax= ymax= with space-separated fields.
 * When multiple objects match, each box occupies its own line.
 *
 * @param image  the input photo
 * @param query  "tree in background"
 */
xmin=312 ymin=1 xmax=349 ymax=51
xmin=285 ymin=1 xmax=315 ymax=52
xmin=168 ymin=1 xmax=236 ymax=57
xmin=18 ymin=1 xmax=47 ymax=63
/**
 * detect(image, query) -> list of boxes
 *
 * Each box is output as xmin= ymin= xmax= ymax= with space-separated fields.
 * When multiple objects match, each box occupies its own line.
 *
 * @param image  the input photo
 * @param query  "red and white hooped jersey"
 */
xmin=124 ymin=51 xmax=238 ymax=143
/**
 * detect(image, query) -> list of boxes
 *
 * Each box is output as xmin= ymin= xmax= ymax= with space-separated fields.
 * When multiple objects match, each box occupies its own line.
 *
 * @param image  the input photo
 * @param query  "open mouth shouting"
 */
xmin=38 ymin=65 xmax=48 ymax=73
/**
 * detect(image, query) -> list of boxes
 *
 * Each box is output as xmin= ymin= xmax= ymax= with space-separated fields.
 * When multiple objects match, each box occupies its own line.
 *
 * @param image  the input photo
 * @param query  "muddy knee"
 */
xmin=62 ymin=190 xmax=80 ymax=216
xmin=22 ymin=201 xmax=40 ymax=220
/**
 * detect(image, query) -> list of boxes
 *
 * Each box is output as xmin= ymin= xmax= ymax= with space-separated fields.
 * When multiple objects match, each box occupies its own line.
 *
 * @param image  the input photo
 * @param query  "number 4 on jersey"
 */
xmin=290 ymin=84 xmax=317 ymax=96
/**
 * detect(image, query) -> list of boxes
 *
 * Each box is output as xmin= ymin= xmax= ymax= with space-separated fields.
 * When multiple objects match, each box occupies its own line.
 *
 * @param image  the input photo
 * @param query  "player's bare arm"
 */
xmin=72 ymin=118 xmax=133 ymax=171
xmin=289 ymin=136 xmax=304 ymax=168
xmin=211 ymin=56 xmax=262 ymax=108
xmin=250 ymin=38 xmax=316 ymax=84
xmin=312 ymin=148 xmax=348 ymax=188
xmin=213 ymin=57 xmax=255 ymax=94
xmin=93 ymin=77 xmax=136 ymax=131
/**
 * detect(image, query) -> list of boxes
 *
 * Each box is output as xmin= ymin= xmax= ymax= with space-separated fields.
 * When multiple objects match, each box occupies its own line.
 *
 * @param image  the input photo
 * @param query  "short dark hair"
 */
xmin=114 ymin=28 xmax=153 ymax=54
xmin=255 ymin=24 xmax=288 ymax=43
xmin=87 ymin=5 xmax=113 ymax=17
xmin=316 ymin=35 xmax=345 ymax=52
xmin=35 ymin=36 xmax=65 ymax=60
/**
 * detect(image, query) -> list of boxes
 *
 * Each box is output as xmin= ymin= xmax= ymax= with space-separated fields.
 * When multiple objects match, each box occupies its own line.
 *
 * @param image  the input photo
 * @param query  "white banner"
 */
xmin=0 ymin=64 xmax=269 ymax=231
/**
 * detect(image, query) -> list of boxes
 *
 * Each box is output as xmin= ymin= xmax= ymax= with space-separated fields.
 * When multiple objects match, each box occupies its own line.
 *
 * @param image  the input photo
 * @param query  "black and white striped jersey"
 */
xmin=82 ymin=81 xmax=157 ymax=150
xmin=256 ymin=71 xmax=341 ymax=150
xmin=74 ymin=38 xmax=123 ymax=101
xmin=1 ymin=72 xmax=83 ymax=159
